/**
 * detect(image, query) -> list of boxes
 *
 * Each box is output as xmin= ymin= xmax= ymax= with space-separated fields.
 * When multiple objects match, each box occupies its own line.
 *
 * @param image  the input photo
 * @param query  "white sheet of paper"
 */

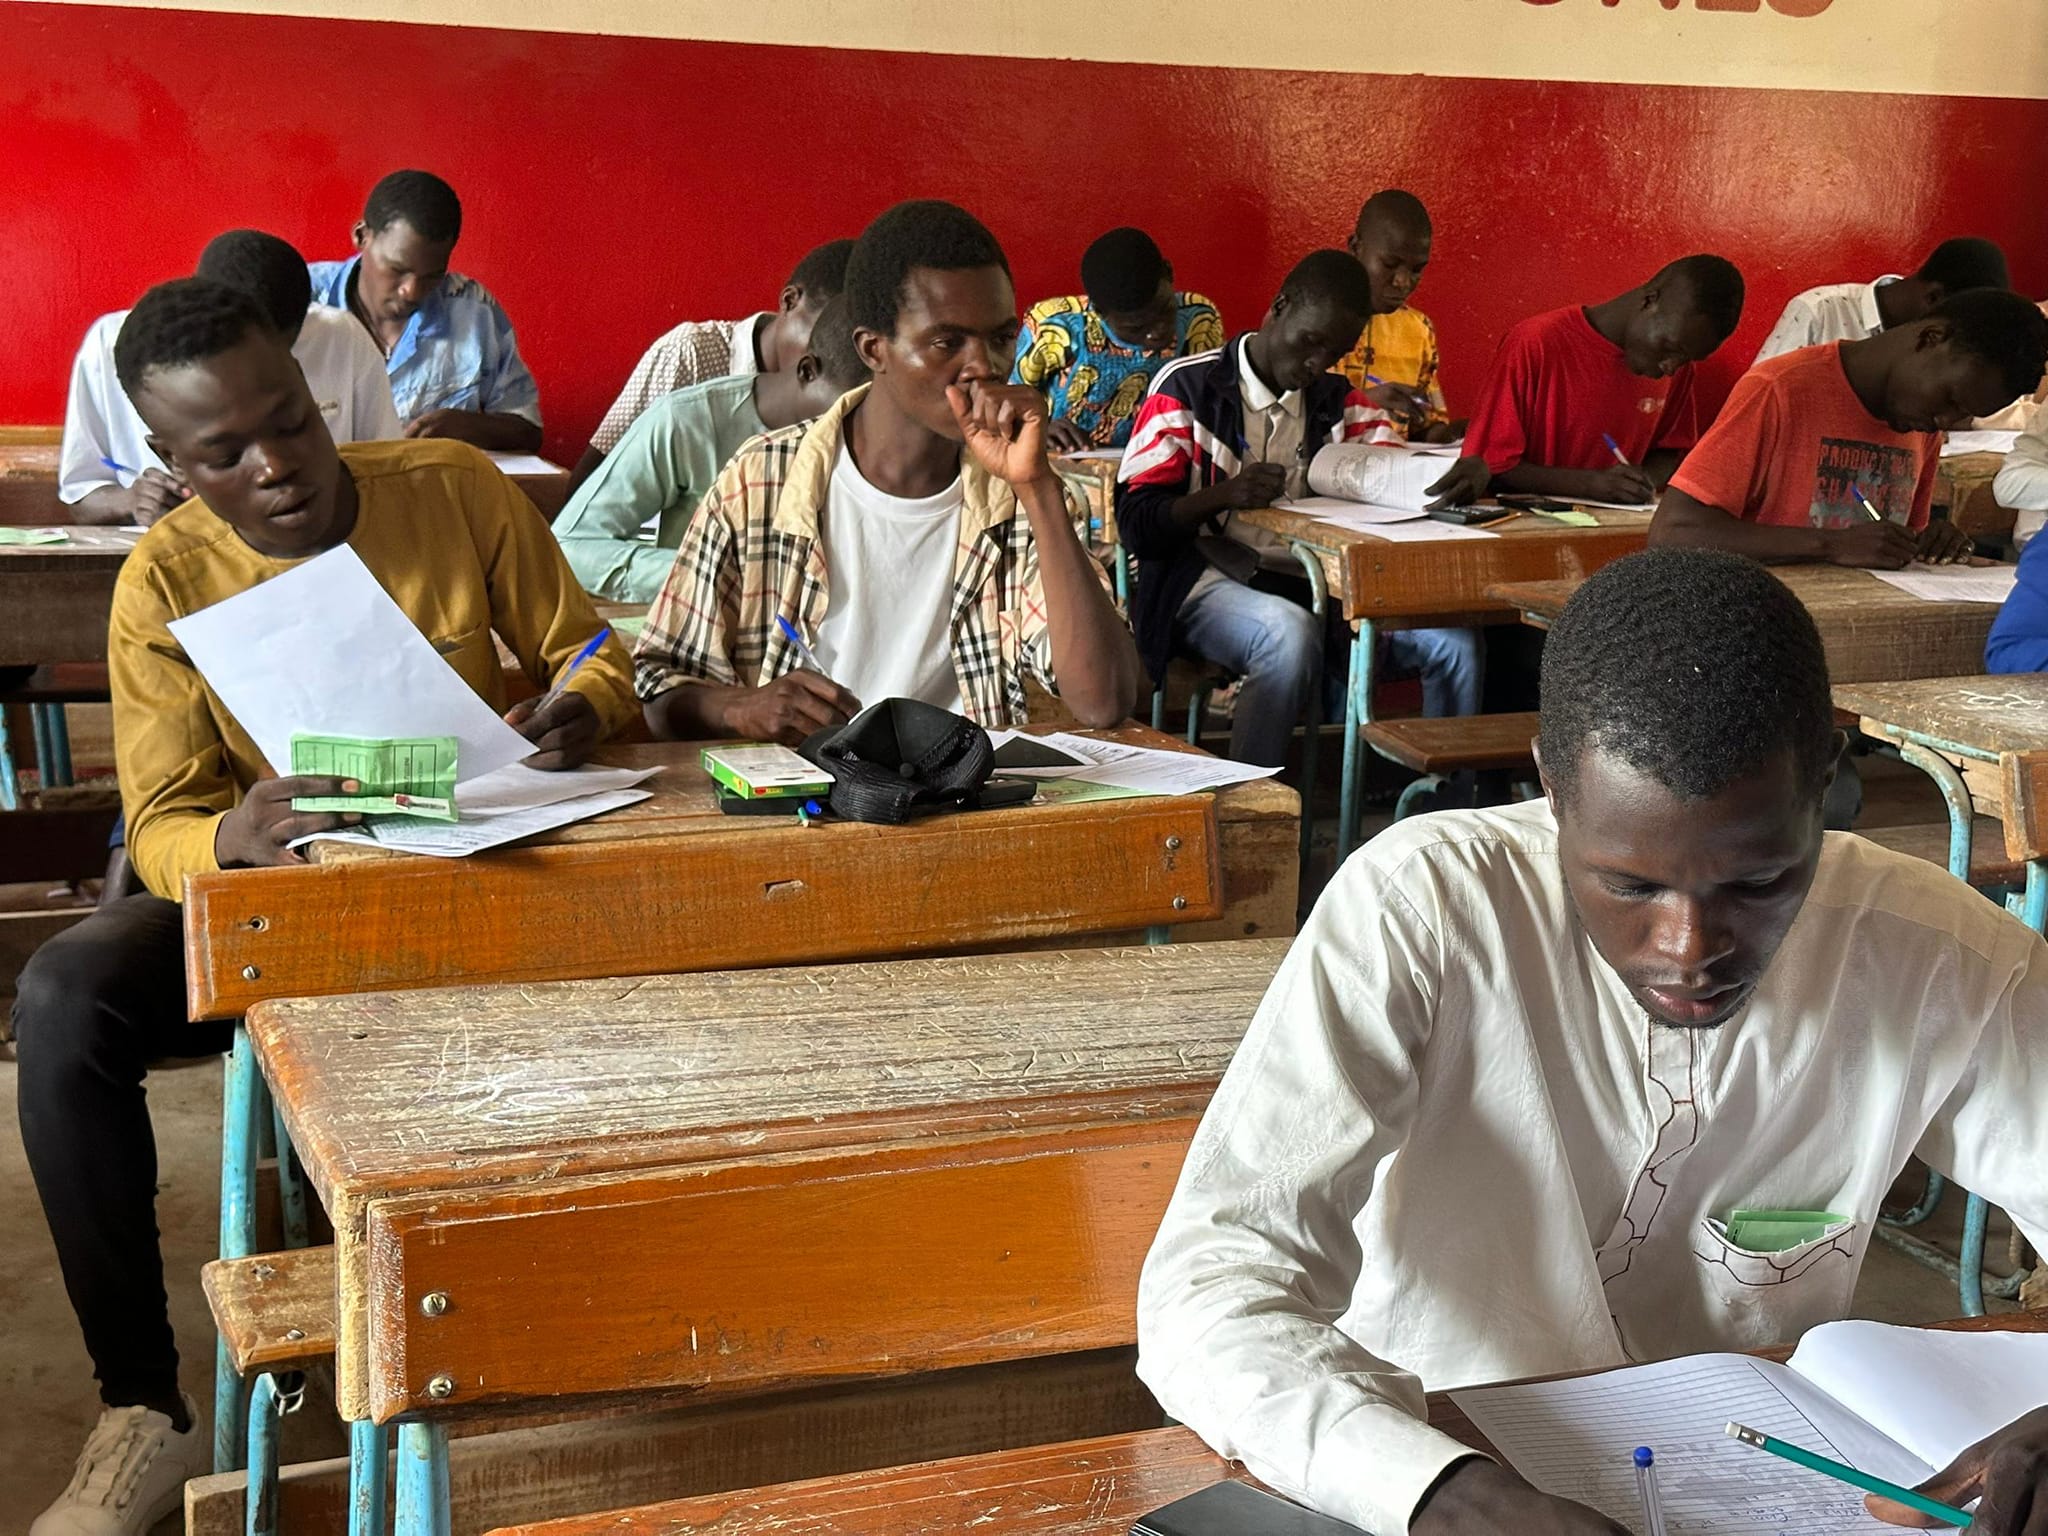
xmin=1274 ymin=496 xmax=1426 ymax=525
xmin=287 ymin=764 xmax=664 ymax=850
xmin=1454 ymin=1353 xmax=1928 ymax=1536
xmin=1788 ymin=1321 xmax=2048 ymax=1473
xmin=1565 ymin=497 xmax=1657 ymax=512
xmin=1057 ymin=448 xmax=1125 ymax=464
xmin=1941 ymin=430 xmax=2020 ymax=458
xmin=1353 ymin=519 xmax=1501 ymax=543
xmin=166 ymin=544 xmax=534 ymax=783
xmin=1866 ymin=564 xmax=2018 ymax=604
xmin=485 ymin=452 xmax=568 ymax=476
xmin=986 ymin=730 xmax=1278 ymax=794
xmin=303 ymin=787 xmax=652 ymax=858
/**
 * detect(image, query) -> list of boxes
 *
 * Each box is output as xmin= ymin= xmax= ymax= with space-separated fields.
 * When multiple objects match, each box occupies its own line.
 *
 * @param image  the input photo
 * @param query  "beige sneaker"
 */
xmin=29 ymin=1394 xmax=204 ymax=1536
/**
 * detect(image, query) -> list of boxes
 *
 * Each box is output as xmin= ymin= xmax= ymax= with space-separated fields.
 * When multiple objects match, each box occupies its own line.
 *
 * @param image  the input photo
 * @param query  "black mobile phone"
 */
xmin=1132 ymin=1481 xmax=1367 ymax=1535
xmin=715 ymin=788 xmax=815 ymax=817
xmin=1427 ymin=505 xmax=1510 ymax=526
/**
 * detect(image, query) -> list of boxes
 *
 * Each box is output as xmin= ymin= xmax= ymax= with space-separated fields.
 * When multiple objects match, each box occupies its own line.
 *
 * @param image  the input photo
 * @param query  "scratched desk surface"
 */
xmin=1833 ymin=673 xmax=2048 ymax=754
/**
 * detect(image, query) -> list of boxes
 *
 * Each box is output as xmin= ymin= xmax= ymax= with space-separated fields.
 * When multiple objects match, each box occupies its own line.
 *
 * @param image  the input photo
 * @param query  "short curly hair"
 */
xmin=1276 ymin=249 xmax=1374 ymax=319
xmin=1539 ymin=548 xmax=1834 ymax=806
xmin=1929 ymin=287 xmax=2048 ymax=401
xmin=363 ymin=168 xmax=462 ymax=244
xmin=844 ymin=200 xmax=1010 ymax=337
xmin=113 ymin=278 xmax=271 ymax=402
xmin=1081 ymin=228 xmax=1170 ymax=314
xmin=805 ymin=296 xmax=867 ymax=389
xmin=195 ymin=229 xmax=312 ymax=335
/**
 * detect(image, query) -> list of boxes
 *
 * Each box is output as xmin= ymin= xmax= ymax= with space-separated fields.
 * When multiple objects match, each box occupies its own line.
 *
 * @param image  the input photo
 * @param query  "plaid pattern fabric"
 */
xmin=633 ymin=385 xmax=1083 ymax=727
xmin=590 ymin=318 xmax=741 ymax=453
xmin=1334 ymin=305 xmax=1449 ymax=434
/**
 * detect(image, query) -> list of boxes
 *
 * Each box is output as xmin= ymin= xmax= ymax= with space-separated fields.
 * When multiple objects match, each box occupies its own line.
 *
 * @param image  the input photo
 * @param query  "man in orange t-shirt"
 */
xmin=1652 ymin=289 xmax=2048 ymax=568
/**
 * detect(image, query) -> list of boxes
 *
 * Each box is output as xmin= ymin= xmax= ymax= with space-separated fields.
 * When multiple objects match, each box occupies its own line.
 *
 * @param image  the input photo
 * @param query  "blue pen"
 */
xmin=537 ymin=628 xmax=610 ymax=709
xmin=1633 ymin=1448 xmax=1668 ymax=1536
xmin=776 ymin=614 xmax=835 ymax=681
xmin=1364 ymin=373 xmax=1430 ymax=410
xmin=1601 ymin=432 xmax=1632 ymax=467
xmin=1851 ymin=484 xmax=1887 ymax=523
xmin=100 ymin=456 xmax=136 ymax=476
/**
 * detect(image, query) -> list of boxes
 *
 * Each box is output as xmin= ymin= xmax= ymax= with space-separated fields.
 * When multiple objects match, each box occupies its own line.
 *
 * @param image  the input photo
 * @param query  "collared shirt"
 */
xmin=1334 ymin=305 xmax=1451 ymax=435
xmin=109 ymin=440 xmax=637 ymax=898
xmin=632 ymin=384 xmax=1092 ymax=727
xmin=551 ymin=373 xmax=768 ymax=602
xmin=1137 ymin=798 xmax=2048 ymax=1535
xmin=307 ymin=258 xmax=542 ymax=427
xmin=58 ymin=306 xmax=402 ymax=504
xmin=589 ymin=316 xmax=757 ymax=454
xmin=1753 ymin=276 xmax=1903 ymax=365
xmin=1011 ymin=292 xmax=1223 ymax=448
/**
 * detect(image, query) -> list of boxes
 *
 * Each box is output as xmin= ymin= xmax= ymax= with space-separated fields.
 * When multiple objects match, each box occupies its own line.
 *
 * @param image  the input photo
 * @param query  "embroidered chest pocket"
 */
xmin=1693 ymin=1214 xmax=1861 ymax=1347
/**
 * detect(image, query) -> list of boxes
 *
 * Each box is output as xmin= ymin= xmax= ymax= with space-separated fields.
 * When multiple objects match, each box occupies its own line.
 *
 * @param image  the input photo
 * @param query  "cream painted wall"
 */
xmin=21 ymin=0 xmax=2048 ymax=99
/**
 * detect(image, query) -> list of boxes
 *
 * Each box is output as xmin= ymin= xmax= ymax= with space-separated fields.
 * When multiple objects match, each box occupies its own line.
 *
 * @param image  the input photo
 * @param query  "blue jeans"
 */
xmin=1175 ymin=574 xmax=1485 ymax=766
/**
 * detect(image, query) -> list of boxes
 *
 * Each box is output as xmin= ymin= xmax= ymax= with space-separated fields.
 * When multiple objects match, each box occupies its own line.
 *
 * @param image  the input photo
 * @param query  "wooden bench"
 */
xmin=202 ymin=1245 xmax=338 ymax=1379
xmin=1859 ymin=818 xmax=2025 ymax=889
xmin=1362 ymin=712 xmax=1540 ymax=775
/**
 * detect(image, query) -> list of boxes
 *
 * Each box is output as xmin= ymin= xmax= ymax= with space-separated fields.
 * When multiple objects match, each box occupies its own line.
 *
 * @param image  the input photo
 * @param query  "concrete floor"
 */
xmin=0 ymin=752 xmax=2024 ymax=1529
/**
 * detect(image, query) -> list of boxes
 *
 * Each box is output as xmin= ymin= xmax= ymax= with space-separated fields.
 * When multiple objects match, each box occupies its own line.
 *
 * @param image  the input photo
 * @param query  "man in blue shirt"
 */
xmin=1985 ymin=532 xmax=2048 ymax=673
xmin=309 ymin=168 xmax=542 ymax=451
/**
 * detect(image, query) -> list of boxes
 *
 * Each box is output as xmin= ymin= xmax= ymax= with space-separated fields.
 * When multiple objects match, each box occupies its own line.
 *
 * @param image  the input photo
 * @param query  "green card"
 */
xmin=1540 ymin=510 xmax=1602 ymax=528
xmin=1723 ymin=1209 xmax=1850 ymax=1252
xmin=289 ymin=732 xmax=460 ymax=821
xmin=0 ymin=527 xmax=68 ymax=545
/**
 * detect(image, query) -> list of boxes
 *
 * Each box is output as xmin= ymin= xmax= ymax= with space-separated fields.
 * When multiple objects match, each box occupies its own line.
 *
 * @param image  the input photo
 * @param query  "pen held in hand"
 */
xmin=1365 ymin=373 xmax=1431 ymax=412
xmin=1851 ymin=484 xmax=1887 ymax=523
xmin=1601 ymin=432 xmax=1631 ymax=468
xmin=536 ymin=627 xmax=610 ymax=712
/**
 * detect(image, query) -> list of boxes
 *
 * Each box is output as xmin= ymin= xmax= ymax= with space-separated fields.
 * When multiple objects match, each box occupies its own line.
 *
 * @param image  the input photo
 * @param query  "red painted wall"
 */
xmin=6 ymin=3 xmax=2048 ymax=464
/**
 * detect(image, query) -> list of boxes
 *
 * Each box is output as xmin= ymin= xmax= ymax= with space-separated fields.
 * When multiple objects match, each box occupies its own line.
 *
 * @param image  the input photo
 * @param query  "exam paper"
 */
xmin=1454 ymin=1353 xmax=1927 ymax=1535
xmin=485 ymin=452 xmax=569 ymax=476
xmin=1273 ymin=495 xmax=1425 ymax=526
xmin=167 ymin=545 xmax=535 ymax=783
xmin=986 ymin=730 xmax=1278 ymax=794
xmin=306 ymin=786 xmax=652 ymax=857
xmin=1941 ymin=430 xmax=2020 ymax=458
xmin=286 ymin=763 xmax=663 ymax=850
xmin=1306 ymin=442 xmax=1448 ymax=511
xmin=1353 ymin=519 xmax=1501 ymax=543
xmin=1866 ymin=564 xmax=2018 ymax=604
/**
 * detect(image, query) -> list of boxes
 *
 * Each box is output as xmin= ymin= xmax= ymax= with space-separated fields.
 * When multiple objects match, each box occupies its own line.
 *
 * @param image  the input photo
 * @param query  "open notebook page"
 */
xmin=1453 ymin=1352 xmax=1930 ymax=1534
xmin=1789 ymin=1320 xmax=2048 ymax=1473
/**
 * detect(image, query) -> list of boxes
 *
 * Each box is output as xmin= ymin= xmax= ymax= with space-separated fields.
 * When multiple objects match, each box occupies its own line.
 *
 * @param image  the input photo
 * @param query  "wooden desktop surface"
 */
xmin=248 ymin=938 xmax=1288 ymax=1422
xmin=493 ymin=1309 xmax=2048 ymax=1535
xmin=0 ymin=525 xmax=141 ymax=666
xmin=1493 ymin=564 xmax=2004 ymax=686
xmin=1238 ymin=505 xmax=1650 ymax=626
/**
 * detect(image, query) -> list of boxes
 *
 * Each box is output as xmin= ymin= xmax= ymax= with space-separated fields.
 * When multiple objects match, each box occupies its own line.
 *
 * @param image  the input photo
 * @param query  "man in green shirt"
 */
xmin=553 ymin=298 xmax=868 ymax=601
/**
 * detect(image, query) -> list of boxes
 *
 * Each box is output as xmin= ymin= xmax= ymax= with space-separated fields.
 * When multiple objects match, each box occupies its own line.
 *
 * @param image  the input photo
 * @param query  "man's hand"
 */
xmin=1362 ymin=381 xmax=1430 ymax=436
xmin=1214 ymin=462 xmax=1290 ymax=511
xmin=1044 ymin=418 xmax=1093 ymax=455
xmin=124 ymin=468 xmax=190 ymax=526
xmin=1586 ymin=465 xmax=1658 ymax=505
xmin=1426 ymin=455 xmax=1492 ymax=509
xmin=504 ymin=690 xmax=602 ymax=770
xmin=403 ymin=408 xmax=492 ymax=443
xmin=214 ymin=776 xmax=362 ymax=869
xmin=1915 ymin=521 xmax=1973 ymax=565
xmin=1828 ymin=520 xmax=1920 ymax=569
xmin=720 ymin=672 xmax=862 ymax=747
xmin=1866 ymin=1405 xmax=2048 ymax=1531
xmin=1413 ymin=1459 xmax=1631 ymax=1536
xmin=949 ymin=380 xmax=1059 ymax=489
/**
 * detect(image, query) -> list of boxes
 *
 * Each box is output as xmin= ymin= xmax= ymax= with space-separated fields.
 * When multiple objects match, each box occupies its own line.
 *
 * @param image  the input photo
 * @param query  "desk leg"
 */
xmin=1897 ymin=742 xmax=1974 ymax=882
xmin=30 ymin=702 xmax=72 ymax=787
xmin=2019 ymin=860 xmax=2048 ymax=934
xmin=271 ymin=1098 xmax=311 ymax=1251
xmin=1289 ymin=541 xmax=1328 ymax=887
xmin=395 ymin=1422 xmax=451 ymax=1536
xmin=243 ymin=1370 xmax=301 ymax=1536
xmin=215 ymin=1026 xmax=264 ymax=1473
xmin=350 ymin=1419 xmax=390 ymax=1536
xmin=0 ymin=708 xmax=17 ymax=810
xmin=1337 ymin=621 xmax=1376 ymax=861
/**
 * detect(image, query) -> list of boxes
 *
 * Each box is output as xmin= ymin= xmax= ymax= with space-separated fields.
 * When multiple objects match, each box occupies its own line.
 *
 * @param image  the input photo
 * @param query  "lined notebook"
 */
xmin=1451 ymin=1322 xmax=2048 ymax=1534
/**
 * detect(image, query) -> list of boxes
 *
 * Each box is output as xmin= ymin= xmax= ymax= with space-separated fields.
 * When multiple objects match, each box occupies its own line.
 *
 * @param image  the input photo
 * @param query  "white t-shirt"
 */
xmin=58 ymin=305 xmax=403 ymax=503
xmin=811 ymin=444 xmax=968 ymax=714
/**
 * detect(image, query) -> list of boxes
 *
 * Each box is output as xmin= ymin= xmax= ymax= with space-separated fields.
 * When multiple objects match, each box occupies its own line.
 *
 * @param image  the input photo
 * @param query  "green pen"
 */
xmin=1725 ymin=1423 xmax=1974 ymax=1527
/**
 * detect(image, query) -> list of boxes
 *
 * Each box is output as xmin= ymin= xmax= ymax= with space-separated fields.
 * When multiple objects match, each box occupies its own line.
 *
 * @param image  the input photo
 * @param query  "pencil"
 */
xmin=1724 ymin=1423 xmax=1973 ymax=1527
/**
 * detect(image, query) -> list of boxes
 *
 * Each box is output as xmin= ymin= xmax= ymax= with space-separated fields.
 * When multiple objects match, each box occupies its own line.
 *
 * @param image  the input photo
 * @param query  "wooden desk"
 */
xmin=496 ymin=1311 xmax=2047 ymax=1535
xmin=1234 ymin=505 xmax=1649 ymax=857
xmin=0 ymin=525 xmax=139 ymax=667
xmin=183 ymin=729 xmax=1298 ymax=1019
xmin=0 ymin=439 xmax=66 ymax=528
xmin=1836 ymin=673 xmax=2048 ymax=933
xmin=1493 ymin=564 xmax=2004 ymax=686
xmin=1938 ymin=450 xmax=2015 ymax=546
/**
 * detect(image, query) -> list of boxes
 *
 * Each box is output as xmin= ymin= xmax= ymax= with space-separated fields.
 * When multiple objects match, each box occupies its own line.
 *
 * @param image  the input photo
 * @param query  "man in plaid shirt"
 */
xmin=634 ymin=200 xmax=1142 ymax=744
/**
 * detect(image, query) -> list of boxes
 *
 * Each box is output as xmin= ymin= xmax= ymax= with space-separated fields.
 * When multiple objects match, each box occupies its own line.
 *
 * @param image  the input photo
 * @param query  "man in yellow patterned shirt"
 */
xmin=1336 ymin=190 xmax=1458 ymax=444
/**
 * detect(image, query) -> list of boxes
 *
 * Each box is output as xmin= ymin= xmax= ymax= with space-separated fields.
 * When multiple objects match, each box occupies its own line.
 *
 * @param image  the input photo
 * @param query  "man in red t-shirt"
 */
xmin=1460 ymin=255 xmax=1745 ymax=506
xmin=1652 ymin=288 xmax=2048 ymax=568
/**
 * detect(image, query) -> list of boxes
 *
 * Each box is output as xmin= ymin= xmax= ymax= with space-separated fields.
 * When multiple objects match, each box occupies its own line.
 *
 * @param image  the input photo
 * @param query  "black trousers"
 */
xmin=12 ymin=894 xmax=232 ymax=1407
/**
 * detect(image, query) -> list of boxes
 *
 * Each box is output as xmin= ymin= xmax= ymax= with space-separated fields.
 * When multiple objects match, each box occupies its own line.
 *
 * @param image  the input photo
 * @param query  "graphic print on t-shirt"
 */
xmin=1810 ymin=437 xmax=1919 ymax=527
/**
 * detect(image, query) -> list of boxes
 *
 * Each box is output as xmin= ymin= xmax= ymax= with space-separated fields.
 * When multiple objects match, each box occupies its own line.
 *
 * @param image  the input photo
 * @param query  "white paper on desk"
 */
xmin=1274 ymin=495 xmax=1426 ymax=526
xmin=985 ymin=730 xmax=1278 ymax=794
xmin=284 ymin=764 xmax=664 ymax=850
xmin=1566 ymin=497 xmax=1657 ymax=512
xmin=1866 ymin=563 xmax=2018 ymax=604
xmin=484 ymin=452 xmax=568 ymax=476
xmin=300 ymin=787 xmax=652 ymax=857
xmin=1057 ymin=448 xmax=1125 ymax=464
xmin=1354 ymin=519 xmax=1501 ymax=543
xmin=167 ymin=545 xmax=535 ymax=783
xmin=1455 ymin=1352 xmax=1927 ymax=1535
xmin=1941 ymin=430 xmax=2020 ymax=458
xmin=1306 ymin=442 xmax=1448 ymax=511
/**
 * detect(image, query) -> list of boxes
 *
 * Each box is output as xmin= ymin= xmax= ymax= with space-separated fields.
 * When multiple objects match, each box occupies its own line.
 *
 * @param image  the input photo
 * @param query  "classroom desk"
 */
xmin=1491 ymin=564 xmax=2005 ymax=686
xmin=247 ymin=940 xmax=1285 ymax=1526
xmin=496 ymin=1309 xmax=2047 ymax=1535
xmin=183 ymin=727 xmax=1298 ymax=1020
xmin=1235 ymin=504 xmax=1650 ymax=854
xmin=1938 ymin=450 xmax=2016 ymax=546
xmin=1835 ymin=673 xmax=2048 ymax=935
xmin=0 ymin=439 xmax=66 ymax=527
xmin=0 ymin=524 xmax=138 ymax=667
